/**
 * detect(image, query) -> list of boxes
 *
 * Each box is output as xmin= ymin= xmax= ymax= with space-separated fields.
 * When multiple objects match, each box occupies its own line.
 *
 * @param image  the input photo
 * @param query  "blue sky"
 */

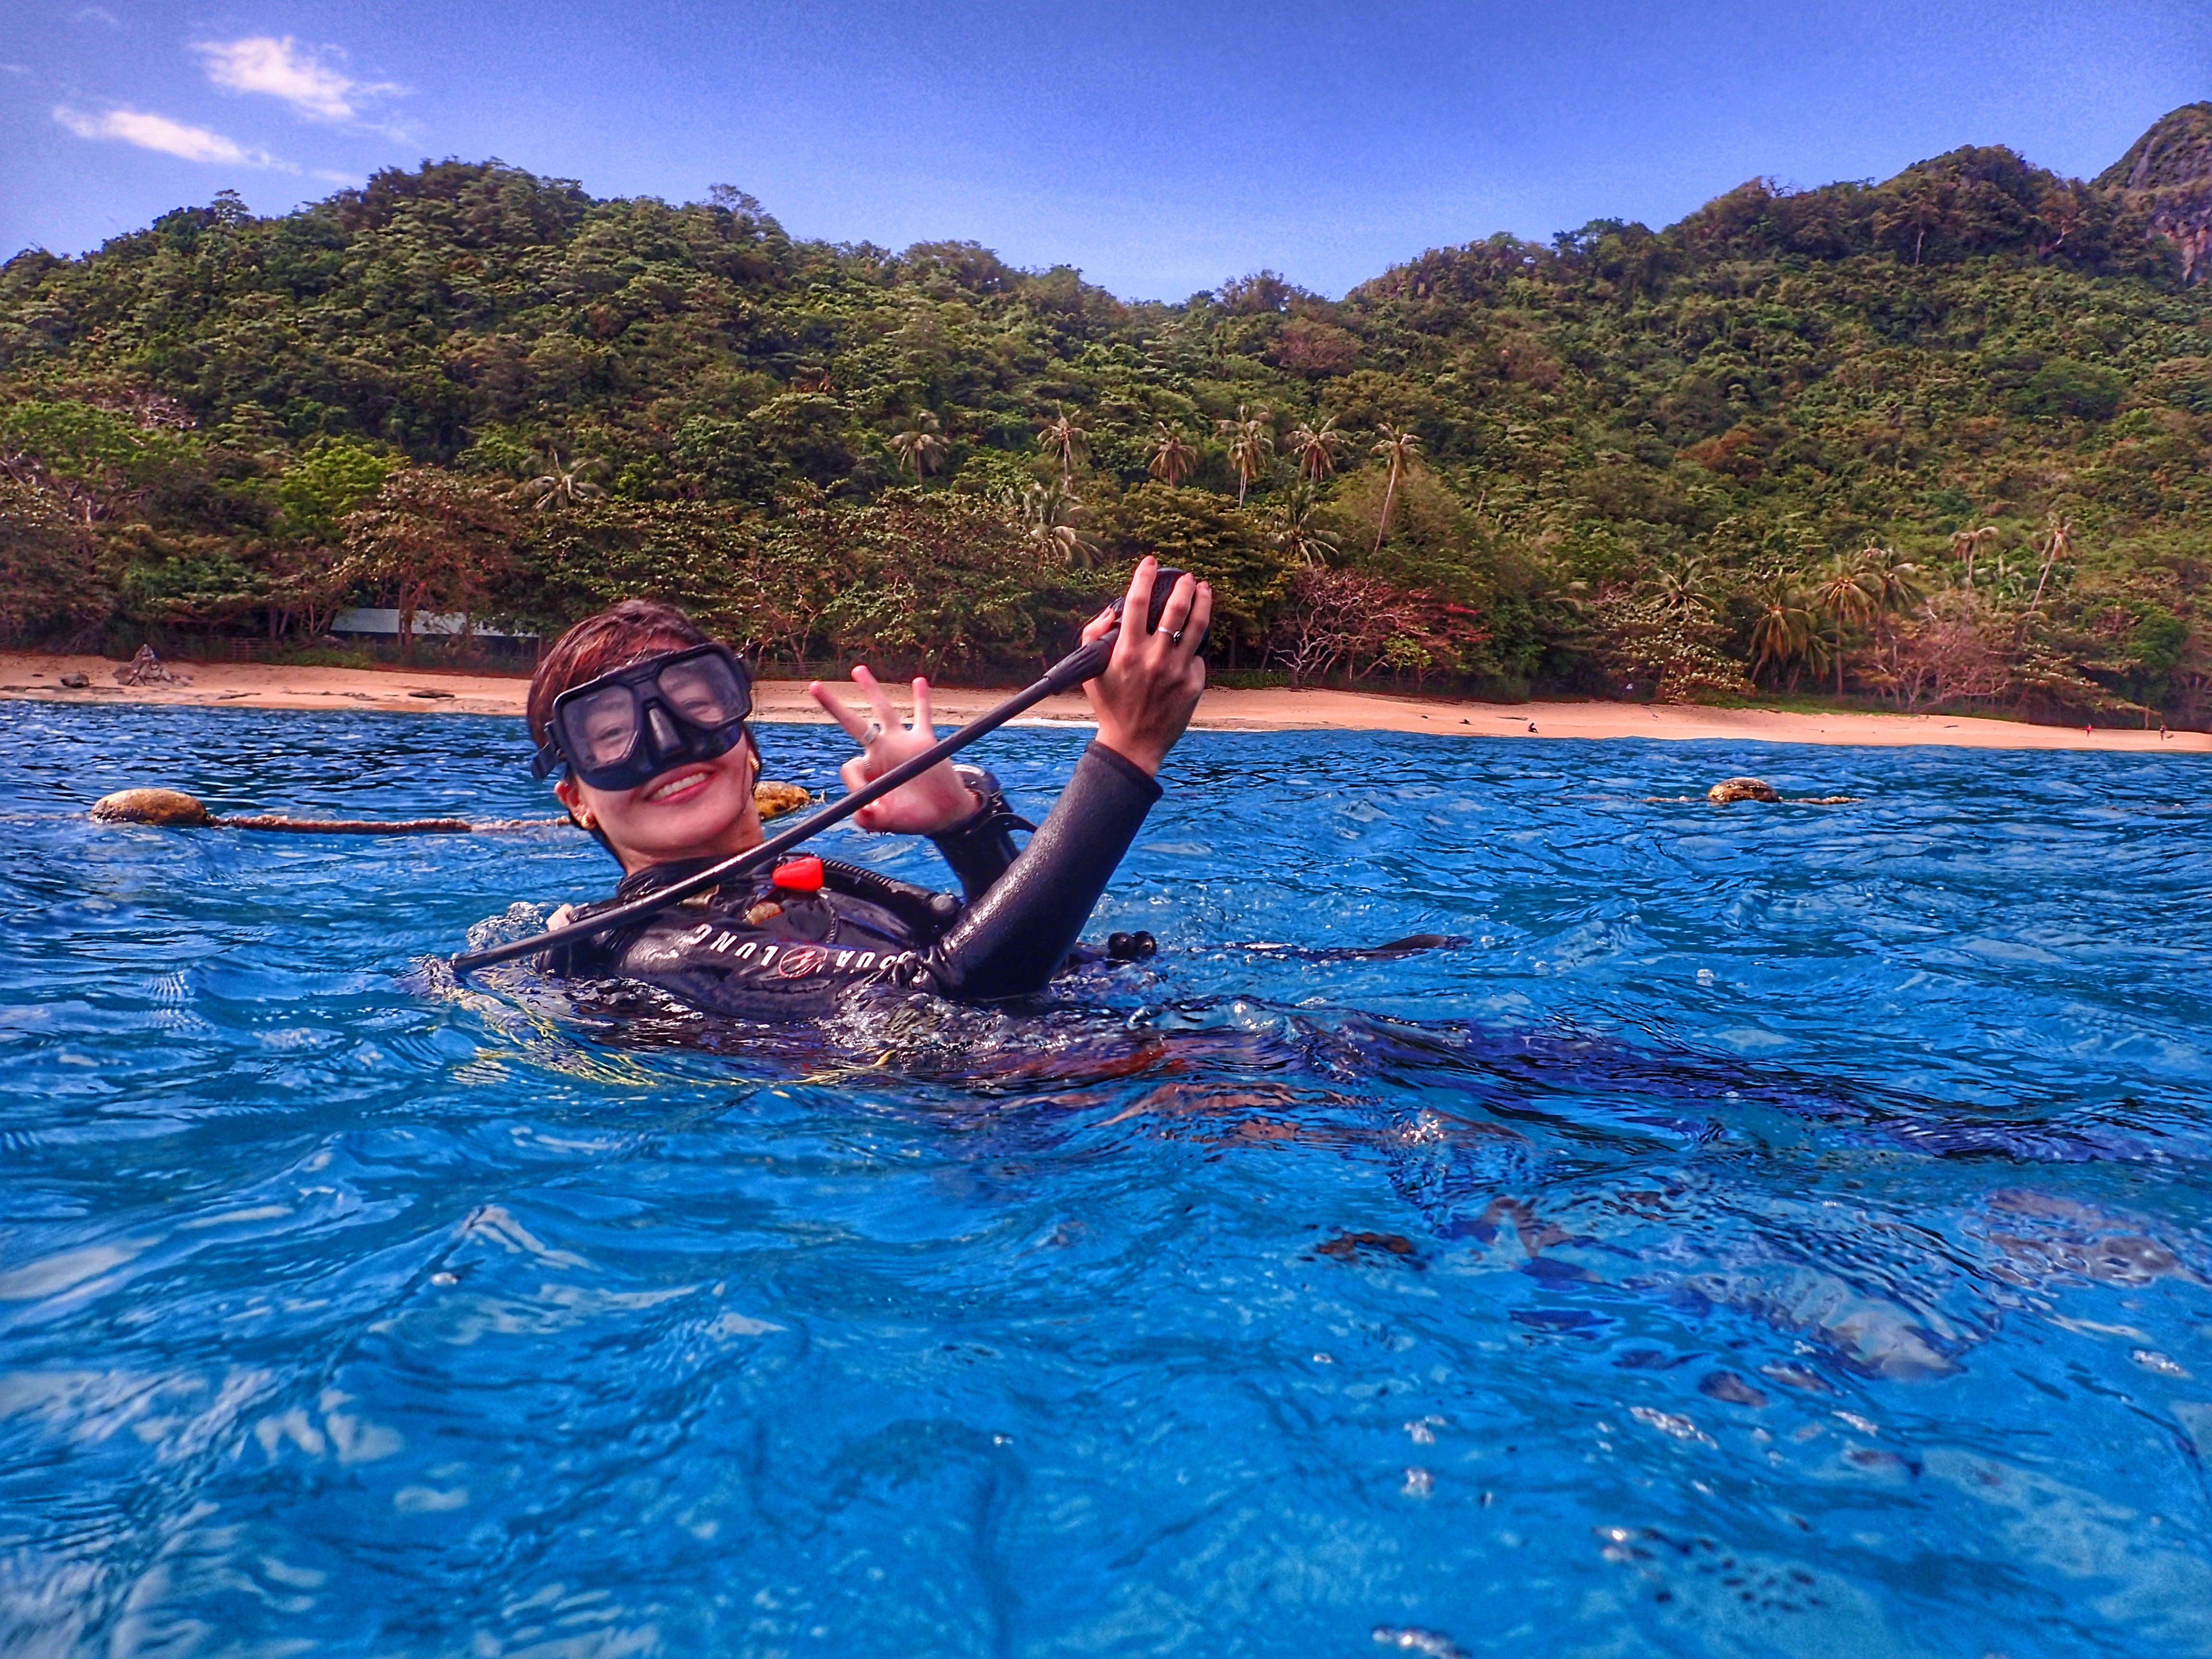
xmin=2 ymin=0 xmax=2204 ymax=300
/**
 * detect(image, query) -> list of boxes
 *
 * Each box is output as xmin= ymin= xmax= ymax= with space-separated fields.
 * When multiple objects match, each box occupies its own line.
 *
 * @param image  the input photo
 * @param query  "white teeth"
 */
xmin=646 ymin=771 xmax=709 ymax=802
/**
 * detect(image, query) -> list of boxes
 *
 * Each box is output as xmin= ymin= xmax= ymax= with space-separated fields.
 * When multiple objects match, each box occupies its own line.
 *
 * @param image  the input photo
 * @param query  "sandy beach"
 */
xmin=3 ymin=650 xmax=2203 ymax=753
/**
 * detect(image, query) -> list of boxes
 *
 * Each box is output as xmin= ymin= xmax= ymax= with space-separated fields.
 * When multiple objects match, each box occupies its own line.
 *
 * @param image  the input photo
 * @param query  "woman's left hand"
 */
xmin=806 ymin=666 xmax=977 ymax=834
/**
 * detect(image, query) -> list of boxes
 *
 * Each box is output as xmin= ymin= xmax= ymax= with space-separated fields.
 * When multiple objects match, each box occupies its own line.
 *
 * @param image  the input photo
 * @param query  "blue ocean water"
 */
xmin=4 ymin=699 xmax=2212 ymax=1658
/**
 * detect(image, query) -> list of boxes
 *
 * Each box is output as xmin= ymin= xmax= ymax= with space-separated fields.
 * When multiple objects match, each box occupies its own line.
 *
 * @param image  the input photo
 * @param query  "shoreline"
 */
xmin=3 ymin=650 xmax=2204 ymax=754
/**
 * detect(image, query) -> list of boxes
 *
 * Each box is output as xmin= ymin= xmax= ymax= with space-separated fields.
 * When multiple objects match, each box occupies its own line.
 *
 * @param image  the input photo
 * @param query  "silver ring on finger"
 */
xmin=1168 ymin=628 xmax=1184 ymax=646
xmin=862 ymin=721 xmax=884 ymax=743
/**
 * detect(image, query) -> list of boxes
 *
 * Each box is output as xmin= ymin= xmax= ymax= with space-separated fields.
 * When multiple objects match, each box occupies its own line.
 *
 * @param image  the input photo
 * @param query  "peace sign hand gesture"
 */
xmin=806 ymin=665 xmax=979 ymax=835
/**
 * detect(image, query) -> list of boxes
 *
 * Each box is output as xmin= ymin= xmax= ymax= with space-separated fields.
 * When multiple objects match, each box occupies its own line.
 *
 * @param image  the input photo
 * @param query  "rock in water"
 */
xmin=1707 ymin=777 xmax=1781 ymax=804
xmin=754 ymin=780 xmax=813 ymax=820
xmin=91 ymin=787 xmax=213 ymax=827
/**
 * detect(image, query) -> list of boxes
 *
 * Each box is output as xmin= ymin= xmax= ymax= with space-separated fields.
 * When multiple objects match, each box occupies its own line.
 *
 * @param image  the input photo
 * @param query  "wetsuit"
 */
xmin=542 ymin=742 xmax=1161 ymax=1020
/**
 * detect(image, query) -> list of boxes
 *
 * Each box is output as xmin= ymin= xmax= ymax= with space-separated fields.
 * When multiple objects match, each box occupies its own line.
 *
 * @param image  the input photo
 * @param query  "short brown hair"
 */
xmin=528 ymin=599 xmax=711 ymax=749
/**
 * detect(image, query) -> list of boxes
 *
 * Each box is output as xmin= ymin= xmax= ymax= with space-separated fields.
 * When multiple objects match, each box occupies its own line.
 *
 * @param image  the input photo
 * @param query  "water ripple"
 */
xmin=5 ymin=708 xmax=2212 ymax=1654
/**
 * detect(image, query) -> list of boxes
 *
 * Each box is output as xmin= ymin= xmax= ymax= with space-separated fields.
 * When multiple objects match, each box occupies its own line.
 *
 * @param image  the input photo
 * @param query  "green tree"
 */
xmin=1104 ymin=482 xmax=1290 ymax=659
xmin=889 ymin=412 xmax=950 ymax=483
xmin=117 ymin=537 xmax=264 ymax=633
xmin=518 ymin=450 xmax=608 ymax=511
xmin=1855 ymin=545 xmax=1922 ymax=620
xmin=1286 ymin=416 xmax=1346 ymax=482
xmin=1037 ymin=409 xmax=1089 ymax=482
xmin=341 ymin=468 xmax=520 ymax=656
xmin=1815 ymin=553 xmax=1880 ymax=696
xmin=2010 ymin=360 xmax=2129 ymax=421
xmin=1146 ymin=422 xmax=1198 ymax=487
xmin=1006 ymin=481 xmax=1096 ymax=569
xmin=521 ymin=499 xmax=770 ymax=647
xmin=2030 ymin=514 xmax=2074 ymax=608
xmin=818 ymin=491 xmax=1039 ymax=671
xmin=1747 ymin=583 xmax=1821 ymax=688
xmin=0 ymin=476 xmax=108 ymax=643
xmin=1369 ymin=424 xmax=1422 ymax=553
xmin=0 ymin=400 xmax=187 ymax=527
xmin=1948 ymin=525 xmax=2000 ymax=587
xmin=1216 ymin=404 xmax=1273 ymax=505
xmin=275 ymin=437 xmax=392 ymax=542
xmin=1268 ymin=483 xmax=1339 ymax=569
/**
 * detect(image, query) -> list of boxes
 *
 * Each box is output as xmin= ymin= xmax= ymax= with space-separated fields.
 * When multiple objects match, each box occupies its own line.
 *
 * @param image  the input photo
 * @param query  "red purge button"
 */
xmin=770 ymin=854 xmax=825 ymax=892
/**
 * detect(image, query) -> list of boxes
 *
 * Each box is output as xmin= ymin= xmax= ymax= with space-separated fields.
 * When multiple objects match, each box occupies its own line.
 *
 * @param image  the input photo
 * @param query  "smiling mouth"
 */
xmin=643 ymin=769 xmax=712 ymax=804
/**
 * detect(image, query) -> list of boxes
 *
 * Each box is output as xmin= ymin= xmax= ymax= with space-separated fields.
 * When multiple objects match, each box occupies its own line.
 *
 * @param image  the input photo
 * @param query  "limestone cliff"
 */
xmin=2100 ymin=102 xmax=2212 ymax=282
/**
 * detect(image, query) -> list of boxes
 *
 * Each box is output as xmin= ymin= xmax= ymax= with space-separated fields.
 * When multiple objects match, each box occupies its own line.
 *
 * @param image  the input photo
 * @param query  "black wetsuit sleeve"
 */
xmin=926 ymin=741 xmax=1161 ymax=1001
xmin=926 ymin=765 xmax=1027 ymax=901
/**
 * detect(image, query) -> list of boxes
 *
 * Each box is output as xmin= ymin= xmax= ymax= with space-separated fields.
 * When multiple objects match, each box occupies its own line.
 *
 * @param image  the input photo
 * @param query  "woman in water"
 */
xmin=526 ymin=558 xmax=1211 ymax=1021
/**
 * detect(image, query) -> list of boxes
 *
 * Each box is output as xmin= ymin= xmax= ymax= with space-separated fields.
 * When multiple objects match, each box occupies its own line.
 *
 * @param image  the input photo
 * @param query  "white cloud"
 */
xmin=54 ymin=105 xmax=288 ymax=169
xmin=194 ymin=36 xmax=394 ymax=122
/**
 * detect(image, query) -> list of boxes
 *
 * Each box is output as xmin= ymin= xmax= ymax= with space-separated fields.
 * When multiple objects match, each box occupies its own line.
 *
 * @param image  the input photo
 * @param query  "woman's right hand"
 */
xmin=805 ymin=666 xmax=978 ymax=834
xmin=1079 ymin=557 xmax=1211 ymax=777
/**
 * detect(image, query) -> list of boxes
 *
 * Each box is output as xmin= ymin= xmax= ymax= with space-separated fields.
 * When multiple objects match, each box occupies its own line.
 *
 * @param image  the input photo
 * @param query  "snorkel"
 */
xmin=451 ymin=568 xmax=1202 ymax=979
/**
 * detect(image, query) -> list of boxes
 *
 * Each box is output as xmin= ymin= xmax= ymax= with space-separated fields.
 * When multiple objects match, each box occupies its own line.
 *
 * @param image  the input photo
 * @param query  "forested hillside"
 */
xmin=3 ymin=103 xmax=2209 ymax=718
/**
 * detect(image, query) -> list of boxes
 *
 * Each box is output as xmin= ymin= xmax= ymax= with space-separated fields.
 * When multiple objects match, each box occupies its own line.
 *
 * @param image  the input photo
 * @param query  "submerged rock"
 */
xmin=1707 ymin=777 xmax=1782 ymax=804
xmin=1698 ymin=1370 xmax=1770 ymax=1408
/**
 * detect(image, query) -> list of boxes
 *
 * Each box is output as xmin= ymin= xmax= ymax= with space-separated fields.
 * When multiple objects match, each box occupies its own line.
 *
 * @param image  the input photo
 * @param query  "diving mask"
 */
xmin=532 ymin=644 xmax=754 ymax=791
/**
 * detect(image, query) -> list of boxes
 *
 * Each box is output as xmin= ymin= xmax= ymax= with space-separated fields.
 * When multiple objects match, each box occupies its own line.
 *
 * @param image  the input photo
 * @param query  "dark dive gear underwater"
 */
xmin=531 ymin=643 xmax=753 ymax=790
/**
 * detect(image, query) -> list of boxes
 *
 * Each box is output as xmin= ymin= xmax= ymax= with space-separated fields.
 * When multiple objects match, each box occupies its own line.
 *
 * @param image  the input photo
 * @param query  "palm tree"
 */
xmin=2031 ymin=513 xmax=2073 ymax=608
xmin=1370 ymin=424 xmax=1421 ymax=553
xmin=1948 ymin=524 xmax=1999 ymax=587
xmin=1815 ymin=553 xmax=1879 ymax=697
xmin=1748 ymin=584 xmax=1820 ymax=688
xmin=889 ymin=412 xmax=949 ymax=483
xmin=1286 ymin=416 xmax=1346 ymax=483
xmin=1651 ymin=557 xmax=1714 ymax=621
xmin=1008 ymin=481 xmax=1095 ymax=569
xmin=517 ymin=451 xmax=605 ymax=511
xmin=1269 ymin=483 xmax=1339 ymax=569
xmin=1037 ymin=409 xmax=1088 ymax=483
xmin=1854 ymin=544 xmax=1921 ymax=620
xmin=1146 ymin=422 xmax=1198 ymax=487
xmin=1216 ymin=404 xmax=1273 ymax=505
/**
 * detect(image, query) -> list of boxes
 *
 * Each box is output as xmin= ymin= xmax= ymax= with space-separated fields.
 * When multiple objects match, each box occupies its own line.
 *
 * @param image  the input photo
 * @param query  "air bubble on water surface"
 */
xmin=1372 ymin=1627 xmax=1465 ymax=1659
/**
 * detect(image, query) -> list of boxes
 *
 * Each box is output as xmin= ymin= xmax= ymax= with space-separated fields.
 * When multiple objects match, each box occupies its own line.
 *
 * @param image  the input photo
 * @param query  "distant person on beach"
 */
xmin=524 ymin=559 xmax=1210 ymax=1020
